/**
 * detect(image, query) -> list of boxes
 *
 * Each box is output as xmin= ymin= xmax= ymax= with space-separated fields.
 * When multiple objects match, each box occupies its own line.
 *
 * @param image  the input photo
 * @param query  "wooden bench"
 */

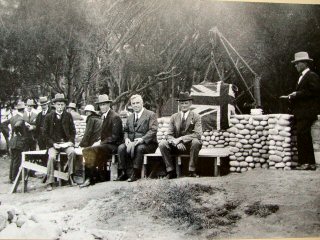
xmin=10 ymin=148 xmax=83 ymax=194
xmin=142 ymin=147 xmax=230 ymax=178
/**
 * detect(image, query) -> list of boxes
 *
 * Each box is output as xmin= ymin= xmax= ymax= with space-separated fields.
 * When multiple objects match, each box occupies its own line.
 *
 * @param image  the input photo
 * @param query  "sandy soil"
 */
xmin=0 ymin=154 xmax=320 ymax=239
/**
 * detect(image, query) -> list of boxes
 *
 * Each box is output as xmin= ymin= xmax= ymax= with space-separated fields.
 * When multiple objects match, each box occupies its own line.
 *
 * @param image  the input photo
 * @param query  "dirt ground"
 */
xmin=0 ymin=153 xmax=320 ymax=240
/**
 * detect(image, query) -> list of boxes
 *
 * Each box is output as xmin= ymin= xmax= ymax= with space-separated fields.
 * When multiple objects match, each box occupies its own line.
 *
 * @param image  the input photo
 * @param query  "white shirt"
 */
xmin=134 ymin=108 xmax=144 ymax=121
xmin=298 ymin=68 xmax=310 ymax=85
xmin=181 ymin=110 xmax=190 ymax=120
xmin=102 ymin=109 xmax=111 ymax=120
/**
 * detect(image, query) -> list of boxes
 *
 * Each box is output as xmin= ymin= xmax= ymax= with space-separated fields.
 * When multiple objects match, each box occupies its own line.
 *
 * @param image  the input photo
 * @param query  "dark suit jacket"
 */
xmin=167 ymin=111 xmax=202 ymax=143
xmin=8 ymin=114 xmax=28 ymax=150
xmin=290 ymin=70 xmax=320 ymax=119
xmin=100 ymin=109 xmax=124 ymax=145
xmin=124 ymin=109 xmax=158 ymax=144
xmin=35 ymin=110 xmax=50 ymax=138
xmin=79 ymin=114 xmax=102 ymax=147
xmin=43 ymin=111 xmax=76 ymax=147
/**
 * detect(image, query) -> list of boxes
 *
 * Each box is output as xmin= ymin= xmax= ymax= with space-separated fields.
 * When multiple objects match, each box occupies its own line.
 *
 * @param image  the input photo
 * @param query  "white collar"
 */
xmin=135 ymin=108 xmax=144 ymax=119
xmin=103 ymin=109 xmax=111 ymax=119
xmin=181 ymin=110 xmax=190 ymax=120
xmin=298 ymin=68 xmax=310 ymax=84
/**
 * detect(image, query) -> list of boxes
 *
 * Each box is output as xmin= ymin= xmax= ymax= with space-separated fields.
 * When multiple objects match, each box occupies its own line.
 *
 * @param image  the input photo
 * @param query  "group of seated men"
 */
xmin=4 ymin=91 xmax=203 ymax=191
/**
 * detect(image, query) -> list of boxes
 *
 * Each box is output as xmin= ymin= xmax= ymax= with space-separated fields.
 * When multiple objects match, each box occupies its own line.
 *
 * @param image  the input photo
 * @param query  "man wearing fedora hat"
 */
xmin=4 ymin=101 xmax=29 ymax=183
xmin=43 ymin=93 xmax=77 ymax=191
xmin=159 ymin=92 xmax=202 ymax=179
xmin=66 ymin=102 xmax=83 ymax=121
xmin=80 ymin=94 xmax=124 ymax=187
xmin=35 ymin=96 xmax=51 ymax=150
xmin=285 ymin=51 xmax=320 ymax=170
xmin=23 ymin=99 xmax=38 ymax=151
xmin=116 ymin=94 xmax=158 ymax=182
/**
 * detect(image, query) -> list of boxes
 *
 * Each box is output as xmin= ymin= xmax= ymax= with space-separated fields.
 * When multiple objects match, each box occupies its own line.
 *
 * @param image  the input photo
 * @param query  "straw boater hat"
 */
xmin=95 ymin=94 xmax=112 ymax=104
xmin=15 ymin=101 xmax=26 ymax=110
xmin=84 ymin=104 xmax=99 ymax=114
xmin=38 ymin=96 xmax=50 ymax=106
xmin=52 ymin=93 xmax=68 ymax=103
xmin=26 ymin=99 xmax=36 ymax=106
xmin=67 ymin=102 xmax=77 ymax=109
xmin=291 ymin=52 xmax=313 ymax=64
xmin=176 ymin=92 xmax=193 ymax=102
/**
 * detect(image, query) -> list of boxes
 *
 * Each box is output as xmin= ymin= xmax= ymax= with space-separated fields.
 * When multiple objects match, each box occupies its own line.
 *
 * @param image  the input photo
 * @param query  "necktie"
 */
xmin=135 ymin=114 xmax=139 ymax=122
xmin=28 ymin=113 xmax=31 ymax=122
xmin=180 ymin=112 xmax=186 ymax=133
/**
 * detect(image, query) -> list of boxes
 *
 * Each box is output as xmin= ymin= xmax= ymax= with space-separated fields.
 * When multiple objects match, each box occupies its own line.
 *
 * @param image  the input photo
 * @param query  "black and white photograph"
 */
xmin=0 ymin=0 xmax=319 ymax=239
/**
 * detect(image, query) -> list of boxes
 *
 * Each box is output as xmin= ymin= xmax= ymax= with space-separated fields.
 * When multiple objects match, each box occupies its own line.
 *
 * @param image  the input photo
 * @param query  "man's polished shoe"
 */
xmin=46 ymin=184 xmax=53 ymax=191
xmin=188 ymin=171 xmax=200 ymax=178
xmin=79 ymin=178 xmax=91 ymax=188
xmin=116 ymin=171 xmax=128 ymax=181
xmin=127 ymin=173 xmax=139 ymax=182
xmin=308 ymin=164 xmax=317 ymax=171
xmin=164 ymin=171 xmax=177 ymax=179
xmin=295 ymin=164 xmax=311 ymax=170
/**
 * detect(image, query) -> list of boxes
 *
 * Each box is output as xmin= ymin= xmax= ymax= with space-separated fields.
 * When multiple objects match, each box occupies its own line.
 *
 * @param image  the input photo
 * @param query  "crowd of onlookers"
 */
xmin=0 ymin=92 xmax=203 ymax=191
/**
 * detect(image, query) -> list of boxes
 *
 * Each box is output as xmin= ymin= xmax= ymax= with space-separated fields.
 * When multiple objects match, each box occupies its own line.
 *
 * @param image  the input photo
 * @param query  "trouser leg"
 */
xmin=65 ymin=146 xmax=76 ymax=177
xmin=296 ymin=119 xmax=316 ymax=165
xmin=159 ymin=140 xmax=174 ymax=172
xmin=117 ymin=143 xmax=128 ymax=170
xmin=189 ymin=139 xmax=202 ymax=172
xmin=133 ymin=143 xmax=158 ymax=170
xmin=10 ymin=149 xmax=22 ymax=182
xmin=47 ymin=147 xmax=59 ymax=184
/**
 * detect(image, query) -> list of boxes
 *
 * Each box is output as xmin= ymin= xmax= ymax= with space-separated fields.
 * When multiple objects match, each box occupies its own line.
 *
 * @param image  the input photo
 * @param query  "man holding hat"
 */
xmin=286 ymin=52 xmax=320 ymax=170
xmin=66 ymin=102 xmax=83 ymax=121
xmin=23 ymin=99 xmax=38 ymax=151
xmin=159 ymin=92 xmax=202 ymax=179
xmin=80 ymin=94 xmax=123 ymax=187
xmin=116 ymin=94 xmax=158 ymax=182
xmin=35 ymin=96 xmax=51 ymax=150
xmin=43 ymin=93 xmax=77 ymax=191
xmin=6 ymin=101 xmax=29 ymax=183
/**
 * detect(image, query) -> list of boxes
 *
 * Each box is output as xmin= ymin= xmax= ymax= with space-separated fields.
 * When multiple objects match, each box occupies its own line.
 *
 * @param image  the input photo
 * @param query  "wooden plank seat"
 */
xmin=142 ymin=147 xmax=231 ymax=178
xmin=10 ymin=149 xmax=83 ymax=194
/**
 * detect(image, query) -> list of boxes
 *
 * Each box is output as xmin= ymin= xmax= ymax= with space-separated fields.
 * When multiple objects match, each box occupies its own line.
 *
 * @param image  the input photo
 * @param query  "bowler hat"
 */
xmin=15 ymin=101 xmax=26 ymax=110
xmin=26 ymin=99 xmax=36 ymax=106
xmin=291 ymin=51 xmax=313 ymax=63
xmin=67 ymin=102 xmax=77 ymax=109
xmin=95 ymin=94 xmax=112 ymax=104
xmin=38 ymin=96 xmax=50 ymax=106
xmin=52 ymin=93 xmax=68 ymax=103
xmin=176 ymin=92 xmax=193 ymax=102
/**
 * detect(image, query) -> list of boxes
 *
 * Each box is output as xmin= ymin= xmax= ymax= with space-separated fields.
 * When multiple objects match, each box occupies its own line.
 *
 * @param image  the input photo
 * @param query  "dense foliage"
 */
xmin=0 ymin=0 xmax=319 ymax=114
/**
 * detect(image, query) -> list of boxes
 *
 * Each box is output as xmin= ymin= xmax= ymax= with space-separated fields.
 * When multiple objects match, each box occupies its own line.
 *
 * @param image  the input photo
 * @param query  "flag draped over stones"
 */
xmin=190 ymin=81 xmax=236 ymax=130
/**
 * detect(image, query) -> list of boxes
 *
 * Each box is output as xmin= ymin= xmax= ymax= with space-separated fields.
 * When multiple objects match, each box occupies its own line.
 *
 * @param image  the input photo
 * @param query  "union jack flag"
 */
xmin=190 ymin=81 xmax=236 ymax=130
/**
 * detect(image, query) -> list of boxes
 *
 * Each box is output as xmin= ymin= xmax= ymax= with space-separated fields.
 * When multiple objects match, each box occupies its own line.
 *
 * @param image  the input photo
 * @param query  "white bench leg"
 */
xmin=176 ymin=156 xmax=182 ymax=177
xmin=110 ymin=155 xmax=118 ymax=181
xmin=141 ymin=155 xmax=147 ymax=179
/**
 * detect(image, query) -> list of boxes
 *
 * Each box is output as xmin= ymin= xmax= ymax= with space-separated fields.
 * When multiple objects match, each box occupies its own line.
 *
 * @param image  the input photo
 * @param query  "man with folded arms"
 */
xmin=116 ymin=94 xmax=158 ymax=182
xmin=43 ymin=93 xmax=76 ymax=191
xmin=159 ymin=92 xmax=202 ymax=179
xmin=35 ymin=96 xmax=51 ymax=150
xmin=80 ymin=94 xmax=123 ymax=187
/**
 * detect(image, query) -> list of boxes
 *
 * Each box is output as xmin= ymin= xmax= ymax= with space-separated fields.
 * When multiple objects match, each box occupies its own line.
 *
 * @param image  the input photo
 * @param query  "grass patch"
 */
xmin=244 ymin=201 xmax=279 ymax=218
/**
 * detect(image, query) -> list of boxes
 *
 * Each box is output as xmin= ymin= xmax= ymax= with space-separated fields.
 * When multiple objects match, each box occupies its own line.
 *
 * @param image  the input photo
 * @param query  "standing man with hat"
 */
xmin=43 ymin=93 xmax=77 ymax=191
xmin=159 ymin=92 xmax=202 ymax=179
xmin=80 ymin=94 xmax=123 ymax=187
xmin=116 ymin=94 xmax=158 ymax=182
xmin=284 ymin=52 xmax=320 ymax=170
xmin=67 ymin=102 xmax=83 ymax=121
xmin=6 ymin=101 xmax=28 ymax=183
xmin=35 ymin=96 xmax=51 ymax=150
xmin=23 ymin=99 xmax=38 ymax=151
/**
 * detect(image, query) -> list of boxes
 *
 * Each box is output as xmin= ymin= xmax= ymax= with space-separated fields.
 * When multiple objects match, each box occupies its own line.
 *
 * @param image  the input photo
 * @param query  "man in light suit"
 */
xmin=80 ymin=94 xmax=124 ymax=187
xmin=287 ymin=52 xmax=320 ymax=170
xmin=116 ymin=94 xmax=158 ymax=182
xmin=159 ymin=92 xmax=202 ymax=179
